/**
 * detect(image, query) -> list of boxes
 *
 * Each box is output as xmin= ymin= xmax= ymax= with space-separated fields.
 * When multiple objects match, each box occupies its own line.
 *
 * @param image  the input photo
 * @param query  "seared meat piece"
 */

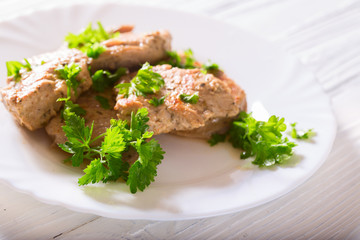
xmin=45 ymin=89 xmax=117 ymax=145
xmin=172 ymin=71 xmax=247 ymax=138
xmin=115 ymin=65 xmax=247 ymax=136
xmin=90 ymin=30 xmax=171 ymax=72
xmin=0 ymin=49 xmax=91 ymax=130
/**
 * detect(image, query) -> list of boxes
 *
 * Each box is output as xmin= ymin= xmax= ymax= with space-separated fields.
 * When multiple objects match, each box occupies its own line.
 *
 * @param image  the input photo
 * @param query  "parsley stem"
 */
xmin=90 ymin=133 xmax=106 ymax=144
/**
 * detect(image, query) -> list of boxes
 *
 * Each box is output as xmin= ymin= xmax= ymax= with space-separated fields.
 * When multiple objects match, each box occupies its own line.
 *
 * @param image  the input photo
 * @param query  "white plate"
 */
xmin=0 ymin=3 xmax=336 ymax=220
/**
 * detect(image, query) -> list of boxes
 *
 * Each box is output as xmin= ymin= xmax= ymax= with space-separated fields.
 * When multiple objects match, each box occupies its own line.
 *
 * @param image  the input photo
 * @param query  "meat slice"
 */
xmin=45 ymin=89 xmax=117 ymax=145
xmin=0 ymin=49 xmax=92 ymax=130
xmin=114 ymin=65 xmax=247 ymax=137
xmin=172 ymin=70 xmax=247 ymax=138
xmin=90 ymin=30 xmax=172 ymax=72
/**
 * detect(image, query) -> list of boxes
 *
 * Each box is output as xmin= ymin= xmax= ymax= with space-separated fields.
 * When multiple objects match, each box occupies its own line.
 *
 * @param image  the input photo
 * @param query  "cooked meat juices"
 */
xmin=90 ymin=30 xmax=172 ymax=72
xmin=115 ymin=65 xmax=247 ymax=137
xmin=0 ymin=49 xmax=91 ymax=130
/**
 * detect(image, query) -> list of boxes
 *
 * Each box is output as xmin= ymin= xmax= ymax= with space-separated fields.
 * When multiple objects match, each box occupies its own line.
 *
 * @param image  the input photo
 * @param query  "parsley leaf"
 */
xmin=115 ymin=62 xmax=165 ymax=97
xmin=130 ymin=108 xmax=150 ymax=139
xmin=58 ymin=108 xmax=94 ymax=167
xmin=148 ymin=96 xmax=166 ymax=107
xmin=179 ymin=92 xmax=199 ymax=104
xmin=208 ymin=133 xmax=226 ymax=146
xmin=55 ymin=63 xmax=86 ymax=119
xmin=78 ymin=159 xmax=108 ymax=185
xmin=209 ymin=112 xmax=297 ymax=167
xmin=6 ymin=59 xmax=32 ymax=82
xmin=183 ymin=49 xmax=196 ymax=69
xmin=65 ymin=22 xmax=118 ymax=58
xmin=23 ymin=59 xmax=32 ymax=71
xmin=162 ymin=50 xmax=182 ymax=67
xmin=95 ymin=95 xmax=110 ymax=109
xmin=55 ymin=63 xmax=82 ymax=97
xmin=92 ymin=67 xmax=127 ymax=92
xmin=202 ymin=61 xmax=219 ymax=73
xmin=127 ymin=139 xmax=164 ymax=193
xmin=161 ymin=48 xmax=196 ymax=69
xmin=86 ymin=42 xmax=106 ymax=59
xmin=59 ymin=105 xmax=165 ymax=193
xmin=290 ymin=122 xmax=316 ymax=140
xmin=229 ymin=112 xmax=296 ymax=167
xmin=160 ymin=49 xmax=220 ymax=74
xmin=59 ymin=100 xmax=86 ymax=119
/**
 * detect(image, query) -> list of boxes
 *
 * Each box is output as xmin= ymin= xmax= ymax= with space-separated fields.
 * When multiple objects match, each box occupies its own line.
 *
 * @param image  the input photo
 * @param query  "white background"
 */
xmin=0 ymin=0 xmax=359 ymax=239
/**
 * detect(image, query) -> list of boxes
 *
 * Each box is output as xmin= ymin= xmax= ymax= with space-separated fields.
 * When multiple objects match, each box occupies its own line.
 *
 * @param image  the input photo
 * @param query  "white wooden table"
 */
xmin=0 ymin=0 xmax=359 ymax=239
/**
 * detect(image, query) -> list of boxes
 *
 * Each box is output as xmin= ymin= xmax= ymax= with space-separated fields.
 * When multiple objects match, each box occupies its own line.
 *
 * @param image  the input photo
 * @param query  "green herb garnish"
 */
xmin=148 ymin=96 xmax=166 ymax=107
xmin=55 ymin=63 xmax=82 ymax=97
xmin=183 ymin=49 xmax=196 ymax=69
xmin=56 ymin=61 xmax=163 ymax=193
xmin=95 ymin=95 xmax=110 ymax=109
xmin=179 ymin=92 xmax=199 ymax=104
xmin=86 ymin=42 xmax=106 ymax=59
xmin=65 ymin=22 xmax=118 ymax=58
xmin=6 ymin=59 xmax=32 ymax=82
xmin=209 ymin=112 xmax=297 ymax=167
xmin=161 ymin=48 xmax=196 ymax=69
xmin=290 ymin=123 xmax=316 ymax=140
xmin=60 ymin=107 xmax=164 ymax=193
xmin=163 ymin=50 xmax=182 ymax=67
xmin=92 ymin=67 xmax=127 ymax=92
xmin=160 ymin=49 xmax=220 ymax=74
xmin=207 ymin=133 xmax=227 ymax=146
xmin=202 ymin=61 xmax=220 ymax=73
xmin=115 ymin=62 xmax=165 ymax=97
xmin=59 ymin=99 xmax=86 ymax=119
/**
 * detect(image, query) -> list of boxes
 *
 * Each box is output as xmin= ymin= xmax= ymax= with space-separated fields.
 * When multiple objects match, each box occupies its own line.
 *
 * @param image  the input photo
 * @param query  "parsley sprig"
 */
xmin=55 ymin=63 xmax=82 ymax=98
xmin=290 ymin=122 xmax=316 ymax=140
xmin=6 ymin=59 xmax=32 ymax=82
xmin=65 ymin=22 xmax=118 ymax=58
xmin=115 ymin=62 xmax=165 ymax=97
xmin=61 ymin=107 xmax=164 ymax=193
xmin=160 ymin=49 xmax=220 ymax=73
xmin=161 ymin=49 xmax=196 ymax=69
xmin=209 ymin=112 xmax=297 ymax=167
xmin=179 ymin=92 xmax=199 ymax=104
xmin=202 ymin=60 xmax=220 ymax=73
xmin=91 ymin=67 xmax=127 ymax=92
xmin=95 ymin=95 xmax=110 ymax=109
xmin=148 ymin=96 xmax=166 ymax=107
xmin=59 ymin=99 xmax=86 ymax=119
xmin=54 ymin=63 xmax=86 ymax=118
xmin=56 ymin=62 xmax=164 ymax=193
